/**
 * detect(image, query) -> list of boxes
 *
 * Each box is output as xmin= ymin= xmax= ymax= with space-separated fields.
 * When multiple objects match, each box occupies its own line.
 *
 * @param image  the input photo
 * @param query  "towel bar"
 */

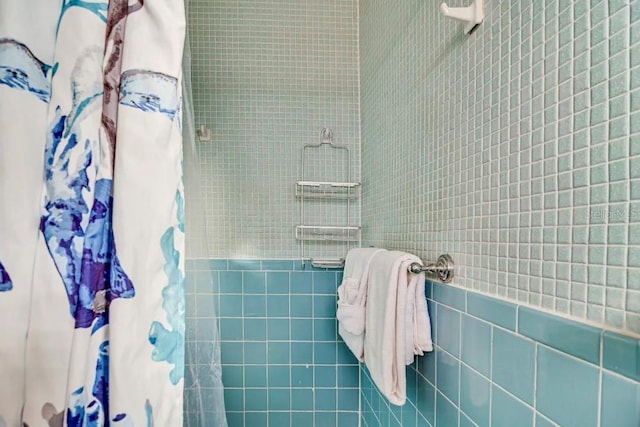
xmin=408 ymin=254 xmax=455 ymax=283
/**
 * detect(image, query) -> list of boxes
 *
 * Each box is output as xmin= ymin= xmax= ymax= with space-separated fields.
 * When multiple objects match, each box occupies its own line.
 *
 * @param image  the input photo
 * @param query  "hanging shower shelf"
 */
xmin=295 ymin=181 xmax=361 ymax=199
xmin=295 ymin=225 xmax=361 ymax=242
xmin=297 ymin=128 xmax=360 ymax=268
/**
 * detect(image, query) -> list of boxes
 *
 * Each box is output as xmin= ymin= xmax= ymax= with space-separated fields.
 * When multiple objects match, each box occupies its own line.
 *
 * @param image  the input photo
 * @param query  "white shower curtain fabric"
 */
xmin=0 ymin=1 xmax=186 ymax=426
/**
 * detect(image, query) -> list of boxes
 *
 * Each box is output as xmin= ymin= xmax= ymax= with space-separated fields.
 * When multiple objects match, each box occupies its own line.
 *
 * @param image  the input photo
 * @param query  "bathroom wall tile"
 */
xmin=190 ymin=261 xmax=358 ymax=425
xmin=460 ymin=365 xmax=490 ymax=427
xmin=518 ymin=306 xmax=601 ymax=364
xmin=492 ymin=329 xmax=535 ymax=405
xmin=291 ymin=388 xmax=313 ymax=411
xmin=415 ymin=375 xmax=436 ymax=425
xmin=244 ymin=412 xmax=267 ymax=426
xmin=228 ymin=260 xmax=261 ymax=271
xmin=435 ymin=392 xmax=459 ymax=427
xmin=461 ymin=315 xmax=492 ymax=377
xmin=602 ymin=331 xmax=640 ymax=381
xmin=436 ymin=349 xmax=460 ymax=405
xmin=432 ymin=282 xmax=466 ymax=311
xmin=266 ymin=272 xmax=289 ymax=294
xmin=536 ymin=347 xmax=599 ymax=427
xmin=244 ymin=389 xmax=267 ymax=411
xmin=436 ymin=304 xmax=461 ymax=357
xmin=269 ymin=412 xmax=290 ymax=426
xmin=261 ymin=260 xmax=294 ymax=271
xmin=491 ymin=386 xmax=533 ymax=427
xmin=466 ymin=292 xmax=517 ymax=331
xmin=600 ymin=372 xmax=640 ymax=427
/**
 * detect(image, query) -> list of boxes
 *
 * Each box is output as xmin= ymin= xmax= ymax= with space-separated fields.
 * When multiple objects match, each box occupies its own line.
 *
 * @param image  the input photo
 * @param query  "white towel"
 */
xmin=337 ymin=248 xmax=386 ymax=361
xmin=364 ymin=250 xmax=433 ymax=406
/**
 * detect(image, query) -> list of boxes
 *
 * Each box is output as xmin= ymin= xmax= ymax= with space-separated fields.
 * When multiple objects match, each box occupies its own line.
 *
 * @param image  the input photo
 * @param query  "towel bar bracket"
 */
xmin=408 ymin=254 xmax=455 ymax=283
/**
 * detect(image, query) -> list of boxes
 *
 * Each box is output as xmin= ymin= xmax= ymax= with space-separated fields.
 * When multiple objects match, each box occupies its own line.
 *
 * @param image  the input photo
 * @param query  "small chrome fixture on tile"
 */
xmin=408 ymin=254 xmax=455 ymax=283
xmin=197 ymin=124 xmax=211 ymax=142
xmin=441 ymin=0 xmax=484 ymax=34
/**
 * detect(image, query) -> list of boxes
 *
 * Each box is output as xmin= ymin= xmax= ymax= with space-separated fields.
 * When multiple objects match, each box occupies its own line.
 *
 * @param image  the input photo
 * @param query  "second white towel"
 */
xmin=363 ymin=250 xmax=433 ymax=406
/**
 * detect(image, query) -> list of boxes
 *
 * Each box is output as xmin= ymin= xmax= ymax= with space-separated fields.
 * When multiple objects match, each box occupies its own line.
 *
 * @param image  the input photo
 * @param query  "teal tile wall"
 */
xmin=185 ymin=260 xmax=360 ymax=427
xmin=187 ymin=0 xmax=360 ymax=259
xmin=360 ymin=0 xmax=640 ymax=334
xmin=360 ymin=280 xmax=640 ymax=427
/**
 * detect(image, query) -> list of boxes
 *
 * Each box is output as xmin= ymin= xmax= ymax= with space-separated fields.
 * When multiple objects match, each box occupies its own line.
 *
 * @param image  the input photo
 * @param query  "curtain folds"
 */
xmin=0 ymin=1 xmax=186 ymax=425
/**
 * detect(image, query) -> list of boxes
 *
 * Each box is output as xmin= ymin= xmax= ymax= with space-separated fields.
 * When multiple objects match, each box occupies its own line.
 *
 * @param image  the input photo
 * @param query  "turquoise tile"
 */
xmin=269 ymin=411 xmax=290 ymax=426
xmin=315 ymin=365 xmax=337 ymax=387
xmin=223 ymin=388 xmax=244 ymax=412
xmin=290 ymin=295 xmax=312 ymax=317
xmin=535 ymin=414 xmax=557 ymax=427
xmin=338 ymin=388 xmax=359 ymax=411
xmin=603 ymin=331 xmax=640 ymax=381
xmin=222 ymin=365 xmax=243 ymax=387
xmin=290 ymin=318 xmax=312 ymax=340
xmin=601 ymin=372 xmax=640 ymax=427
xmin=314 ymin=341 xmax=337 ymax=364
xmin=266 ymin=294 xmax=289 ymax=317
xmin=418 ymin=339 xmax=436 ymax=385
xmin=491 ymin=386 xmax=533 ymax=427
xmin=225 ymin=412 xmax=243 ymax=427
xmin=242 ymin=294 xmax=265 ymax=317
xmin=433 ymin=282 xmax=466 ymax=310
xmin=290 ymin=271 xmax=313 ymax=293
xmin=416 ymin=369 xmax=436 ymax=424
xmin=315 ymin=388 xmax=337 ymax=411
xmin=436 ymin=349 xmax=460 ymax=405
xmin=219 ymin=295 xmax=242 ymax=317
xmin=492 ymin=328 xmax=535 ymax=405
xmin=267 ymin=342 xmax=290 ymax=364
xmin=291 ymin=388 xmax=313 ymax=410
xmin=244 ymin=389 xmax=267 ymax=411
xmin=268 ymin=388 xmax=290 ymax=410
xmin=466 ymin=292 xmax=517 ymax=331
xmin=518 ymin=306 xmax=601 ymax=364
xmin=267 ymin=318 xmax=289 ymax=340
xmin=292 ymin=411 xmax=313 ymax=426
xmin=244 ymin=342 xmax=266 ymax=364
xmin=267 ymin=365 xmax=290 ymax=387
xmin=219 ymin=318 xmax=242 ymax=341
xmin=460 ymin=365 xmax=490 ymax=427
xmin=338 ymin=412 xmax=359 ymax=426
xmin=245 ymin=412 xmax=267 ymax=426
xmin=313 ymin=271 xmax=338 ymax=293
xmin=461 ymin=315 xmax=492 ymax=377
xmin=260 ymin=259 xmax=294 ymax=270
xmin=244 ymin=365 xmax=267 ymax=387
xmin=266 ymin=271 xmax=289 ymax=293
xmin=243 ymin=271 xmax=265 ymax=293
xmin=219 ymin=271 xmax=242 ymax=293
xmin=536 ymin=347 xmax=599 ymax=427
xmin=460 ymin=413 xmax=477 ymax=427
xmin=228 ymin=259 xmax=261 ymax=270
xmin=436 ymin=392 xmax=459 ymax=427
xmin=291 ymin=365 xmax=313 ymax=387
xmin=243 ymin=318 xmax=266 ymax=340
xmin=314 ymin=294 xmax=337 ymax=318
xmin=436 ymin=304 xmax=461 ymax=357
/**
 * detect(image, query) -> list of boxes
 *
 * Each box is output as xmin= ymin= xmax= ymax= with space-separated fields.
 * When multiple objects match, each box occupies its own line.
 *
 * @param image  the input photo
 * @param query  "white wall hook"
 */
xmin=441 ymin=0 xmax=484 ymax=34
xmin=197 ymin=124 xmax=211 ymax=142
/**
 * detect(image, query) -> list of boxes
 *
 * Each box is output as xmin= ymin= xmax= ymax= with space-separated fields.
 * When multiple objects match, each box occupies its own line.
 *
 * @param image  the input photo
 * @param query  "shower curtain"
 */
xmin=0 ymin=1 xmax=186 ymax=425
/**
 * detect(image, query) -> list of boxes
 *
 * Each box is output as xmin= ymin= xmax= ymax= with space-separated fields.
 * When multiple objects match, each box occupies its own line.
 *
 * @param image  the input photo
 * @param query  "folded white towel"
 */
xmin=364 ymin=250 xmax=433 ymax=406
xmin=337 ymin=248 xmax=386 ymax=361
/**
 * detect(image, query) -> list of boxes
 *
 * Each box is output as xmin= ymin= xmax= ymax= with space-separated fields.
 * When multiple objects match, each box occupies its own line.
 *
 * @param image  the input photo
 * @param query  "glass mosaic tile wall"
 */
xmin=360 ymin=0 xmax=640 ymax=333
xmin=184 ymin=260 xmax=360 ymax=427
xmin=187 ymin=0 xmax=361 ymax=259
xmin=360 ymin=281 xmax=640 ymax=427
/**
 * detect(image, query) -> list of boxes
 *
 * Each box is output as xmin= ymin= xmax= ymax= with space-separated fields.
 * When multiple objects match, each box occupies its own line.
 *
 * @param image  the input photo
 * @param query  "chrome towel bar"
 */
xmin=408 ymin=254 xmax=455 ymax=283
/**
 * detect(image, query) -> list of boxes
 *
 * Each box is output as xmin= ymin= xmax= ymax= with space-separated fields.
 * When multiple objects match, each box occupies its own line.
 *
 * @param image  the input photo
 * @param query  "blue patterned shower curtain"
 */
xmin=0 ymin=1 xmax=186 ymax=425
